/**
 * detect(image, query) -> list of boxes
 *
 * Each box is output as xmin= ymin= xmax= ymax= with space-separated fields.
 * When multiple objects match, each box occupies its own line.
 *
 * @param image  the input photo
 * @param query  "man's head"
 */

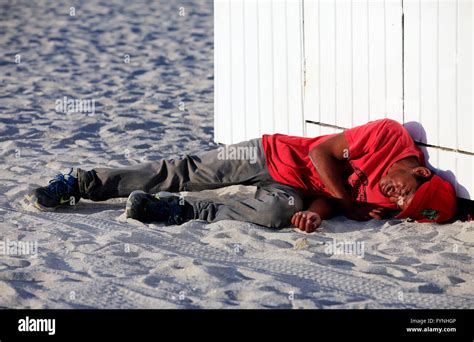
xmin=379 ymin=166 xmax=432 ymax=210
xmin=379 ymin=162 xmax=457 ymax=223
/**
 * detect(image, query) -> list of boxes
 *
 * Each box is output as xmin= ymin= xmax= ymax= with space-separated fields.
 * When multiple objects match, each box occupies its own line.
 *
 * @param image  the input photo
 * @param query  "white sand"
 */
xmin=0 ymin=0 xmax=472 ymax=309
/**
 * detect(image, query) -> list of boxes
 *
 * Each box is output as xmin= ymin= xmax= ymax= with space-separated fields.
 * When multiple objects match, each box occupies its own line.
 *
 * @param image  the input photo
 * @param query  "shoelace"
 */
xmin=47 ymin=169 xmax=76 ymax=197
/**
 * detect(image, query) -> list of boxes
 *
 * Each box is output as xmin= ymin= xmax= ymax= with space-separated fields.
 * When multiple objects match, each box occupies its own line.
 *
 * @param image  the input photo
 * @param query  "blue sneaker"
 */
xmin=27 ymin=169 xmax=80 ymax=211
xmin=125 ymin=190 xmax=189 ymax=225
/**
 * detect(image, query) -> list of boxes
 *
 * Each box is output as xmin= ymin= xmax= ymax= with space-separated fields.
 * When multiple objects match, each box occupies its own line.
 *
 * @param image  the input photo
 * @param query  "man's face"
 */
xmin=379 ymin=168 xmax=428 ymax=210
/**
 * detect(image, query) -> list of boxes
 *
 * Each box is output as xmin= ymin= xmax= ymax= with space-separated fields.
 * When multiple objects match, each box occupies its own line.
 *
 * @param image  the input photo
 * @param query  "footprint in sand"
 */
xmin=212 ymin=232 xmax=230 ymax=239
xmin=447 ymin=276 xmax=466 ymax=285
xmin=0 ymin=259 xmax=31 ymax=271
xmin=440 ymin=252 xmax=471 ymax=263
xmin=418 ymin=283 xmax=444 ymax=294
xmin=395 ymin=256 xmax=421 ymax=265
xmin=268 ymin=239 xmax=293 ymax=249
xmin=205 ymin=265 xmax=253 ymax=284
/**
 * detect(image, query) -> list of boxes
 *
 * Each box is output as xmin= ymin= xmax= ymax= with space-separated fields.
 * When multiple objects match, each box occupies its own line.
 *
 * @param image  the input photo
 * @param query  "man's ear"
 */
xmin=413 ymin=167 xmax=432 ymax=178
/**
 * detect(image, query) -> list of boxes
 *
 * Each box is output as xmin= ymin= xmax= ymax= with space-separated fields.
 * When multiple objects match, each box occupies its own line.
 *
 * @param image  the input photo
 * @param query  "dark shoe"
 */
xmin=27 ymin=169 xmax=80 ymax=211
xmin=125 ymin=190 xmax=190 ymax=225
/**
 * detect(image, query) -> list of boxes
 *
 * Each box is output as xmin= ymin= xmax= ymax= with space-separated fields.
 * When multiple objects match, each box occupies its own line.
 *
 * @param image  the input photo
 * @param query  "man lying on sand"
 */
xmin=28 ymin=119 xmax=457 ymax=233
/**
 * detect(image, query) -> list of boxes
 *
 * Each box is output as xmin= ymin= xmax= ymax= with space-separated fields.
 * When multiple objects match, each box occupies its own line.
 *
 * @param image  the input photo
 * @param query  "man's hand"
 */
xmin=291 ymin=211 xmax=322 ymax=233
xmin=344 ymin=203 xmax=389 ymax=221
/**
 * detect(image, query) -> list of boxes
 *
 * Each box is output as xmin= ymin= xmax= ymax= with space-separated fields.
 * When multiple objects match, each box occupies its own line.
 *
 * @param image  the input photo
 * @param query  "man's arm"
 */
xmin=291 ymin=196 xmax=340 ymax=233
xmin=308 ymin=133 xmax=354 ymax=211
xmin=307 ymin=196 xmax=339 ymax=220
xmin=308 ymin=133 xmax=385 ymax=221
xmin=291 ymin=194 xmax=387 ymax=233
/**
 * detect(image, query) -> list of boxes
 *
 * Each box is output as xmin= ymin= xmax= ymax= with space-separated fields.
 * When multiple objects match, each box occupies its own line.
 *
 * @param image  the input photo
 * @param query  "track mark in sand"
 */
xmin=2 ymin=205 xmax=473 ymax=309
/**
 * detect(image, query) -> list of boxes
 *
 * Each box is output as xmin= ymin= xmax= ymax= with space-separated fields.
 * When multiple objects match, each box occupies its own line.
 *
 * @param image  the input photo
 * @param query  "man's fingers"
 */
xmin=369 ymin=211 xmax=382 ymax=220
xmin=293 ymin=212 xmax=322 ymax=233
xmin=369 ymin=208 xmax=386 ymax=220
xmin=305 ymin=216 xmax=322 ymax=233
xmin=304 ymin=219 xmax=315 ymax=233
xmin=299 ymin=217 xmax=314 ymax=232
xmin=314 ymin=215 xmax=322 ymax=228
xmin=299 ymin=220 xmax=308 ymax=231
xmin=294 ymin=213 xmax=301 ymax=227
xmin=300 ymin=214 xmax=315 ymax=231
xmin=299 ymin=217 xmax=308 ymax=230
xmin=371 ymin=208 xmax=384 ymax=214
xmin=294 ymin=212 xmax=303 ymax=228
xmin=291 ymin=212 xmax=301 ymax=227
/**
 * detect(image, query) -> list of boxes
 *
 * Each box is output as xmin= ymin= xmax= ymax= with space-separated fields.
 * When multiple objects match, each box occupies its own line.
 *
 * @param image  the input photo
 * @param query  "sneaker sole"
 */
xmin=24 ymin=194 xmax=77 ymax=212
xmin=125 ymin=191 xmax=147 ymax=219
xmin=24 ymin=194 xmax=57 ymax=212
xmin=125 ymin=190 xmax=178 ymax=220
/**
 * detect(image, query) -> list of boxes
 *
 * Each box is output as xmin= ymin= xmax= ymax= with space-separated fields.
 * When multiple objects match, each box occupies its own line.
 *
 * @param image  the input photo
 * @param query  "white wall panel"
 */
xmin=425 ymin=147 xmax=473 ymax=200
xmin=438 ymin=0 xmax=457 ymax=149
xmin=214 ymin=0 xmax=304 ymax=144
xmin=404 ymin=0 xmax=473 ymax=199
xmin=335 ymin=0 xmax=353 ymax=128
xmin=243 ymin=0 xmax=260 ymax=140
xmin=302 ymin=0 xmax=321 ymax=130
xmin=229 ymin=0 xmax=246 ymax=143
xmin=286 ymin=0 xmax=305 ymax=136
xmin=368 ymin=0 xmax=389 ymax=120
xmin=258 ymin=0 xmax=275 ymax=137
xmin=352 ymin=0 xmax=370 ymax=125
xmin=272 ymin=1 xmax=289 ymax=133
xmin=214 ymin=0 xmax=232 ymax=143
xmin=404 ymin=0 xmax=473 ymax=152
xmin=457 ymin=0 xmax=473 ymax=153
xmin=385 ymin=0 xmax=404 ymax=119
xmin=318 ymin=0 xmax=337 ymax=126
xmin=303 ymin=0 xmax=403 ymax=127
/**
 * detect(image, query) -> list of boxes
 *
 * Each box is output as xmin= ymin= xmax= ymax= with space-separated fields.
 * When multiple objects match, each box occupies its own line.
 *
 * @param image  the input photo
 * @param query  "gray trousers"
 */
xmin=76 ymin=138 xmax=307 ymax=228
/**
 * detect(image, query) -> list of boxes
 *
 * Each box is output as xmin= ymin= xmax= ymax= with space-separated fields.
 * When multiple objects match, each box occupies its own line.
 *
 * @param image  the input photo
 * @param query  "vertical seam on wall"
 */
xmin=384 ymin=0 xmax=387 ymax=116
xmin=256 ymin=1 xmax=262 ymax=137
xmin=436 ymin=0 xmax=440 ymax=147
xmin=228 ymin=2 xmax=233 ymax=143
xmin=402 ymin=0 xmax=405 ymax=123
xmin=318 ymin=0 xmax=321 ymax=126
xmin=367 ymin=0 xmax=371 ymax=121
xmin=270 ymin=1 xmax=275 ymax=132
xmin=242 ymin=1 xmax=247 ymax=141
xmin=334 ymin=2 xmax=337 ymax=126
xmin=455 ymin=0 xmax=459 ymax=191
xmin=285 ymin=1 xmax=290 ymax=135
xmin=455 ymin=0 xmax=459 ymax=150
xmin=418 ymin=0 xmax=421 ymax=124
xmin=301 ymin=0 xmax=307 ymax=137
xmin=214 ymin=1 xmax=218 ymax=142
xmin=350 ymin=0 xmax=354 ymax=126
